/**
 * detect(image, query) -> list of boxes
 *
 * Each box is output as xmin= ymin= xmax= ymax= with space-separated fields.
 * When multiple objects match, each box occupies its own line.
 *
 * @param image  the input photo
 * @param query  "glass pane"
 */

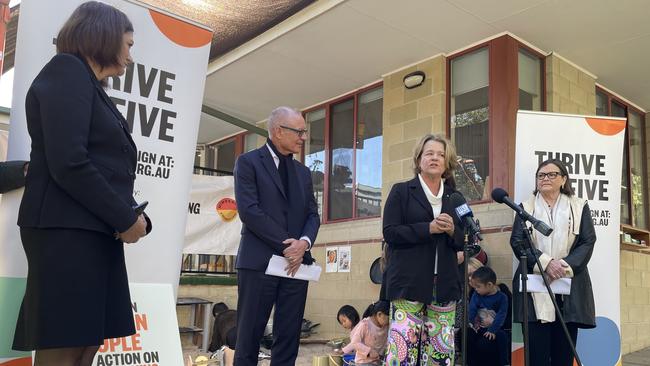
xmin=518 ymin=49 xmax=542 ymax=111
xmin=329 ymin=99 xmax=354 ymax=221
xmin=356 ymin=87 xmax=383 ymax=218
xmin=629 ymin=111 xmax=647 ymax=228
xmin=244 ymin=133 xmax=258 ymax=153
xmin=194 ymin=148 xmax=200 ymax=166
xmin=451 ymin=48 xmax=489 ymax=201
xmin=612 ymin=102 xmax=626 ymax=117
xmin=305 ymin=108 xmax=326 ymax=220
xmin=613 ymin=102 xmax=630 ymax=223
xmin=206 ymin=145 xmax=216 ymax=175
xmin=596 ymin=91 xmax=608 ymax=116
xmin=216 ymin=139 xmax=236 ymax=173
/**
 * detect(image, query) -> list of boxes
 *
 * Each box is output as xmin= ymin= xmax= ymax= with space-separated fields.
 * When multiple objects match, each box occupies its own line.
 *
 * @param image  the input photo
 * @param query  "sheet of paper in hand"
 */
xmin=265 ymin=255 xmax=322 ymax=281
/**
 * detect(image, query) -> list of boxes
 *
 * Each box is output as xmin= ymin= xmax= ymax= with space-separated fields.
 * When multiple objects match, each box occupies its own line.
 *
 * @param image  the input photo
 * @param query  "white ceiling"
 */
xmin=198 ymin=0 xmax=650 ymax=144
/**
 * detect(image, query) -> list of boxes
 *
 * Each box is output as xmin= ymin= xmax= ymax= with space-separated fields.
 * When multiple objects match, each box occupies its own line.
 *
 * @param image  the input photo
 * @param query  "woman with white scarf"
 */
xmin=510 ymin=159 xmax=596 ymax=366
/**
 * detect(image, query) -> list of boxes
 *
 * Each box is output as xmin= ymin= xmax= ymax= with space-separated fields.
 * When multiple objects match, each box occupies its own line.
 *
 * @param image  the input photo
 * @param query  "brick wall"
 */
xmin=382 ymin=55 xmax=446 ymax=201
xmin=545 ymin=53 xmax=596 ymax=115
xmin=620 ymin=250 xmax=650 ymax=354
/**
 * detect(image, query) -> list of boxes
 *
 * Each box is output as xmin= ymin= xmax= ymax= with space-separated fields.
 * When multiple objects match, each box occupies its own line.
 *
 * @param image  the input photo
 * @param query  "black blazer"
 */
xmin=234 ymin=145 xmax=320 ymax=271
xmin=0 ymin=160 xmax=28 ymax=193
xmin=383 ymin=177 xmax=465 ymax=304
xmin=18 ymin=53 xmax=140 ymax=235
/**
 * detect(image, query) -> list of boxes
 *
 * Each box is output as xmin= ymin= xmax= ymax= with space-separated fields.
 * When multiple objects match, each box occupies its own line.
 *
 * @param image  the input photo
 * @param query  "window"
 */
xmin=244 ymin=133 xmax=258 ymax=153
xmin=447 ymin=36 xmax=545 ymax=201
xmin=200 ymin=132 xmax=258 ymax=175
xmin=305 ymin=109 xmax=326 ymax=218
xmin=304 ymin=84 xmax=383 ymax=223
xmin=355 ymin=88 xmax=383 ymax=218
xmin=450 ymin=47 xmax=489 ymax=201
xmin=596 ymin=86 xmax=648 ymax=228
xmin=596 ymin=90 xmax=608 ymax=115
xmin=216 ymin=139 xmax=236 ymax=173
xmin=628 ymin=111 xmax=647 ymax=229
xmin=518 ymin=48 xmax=543 ymax=111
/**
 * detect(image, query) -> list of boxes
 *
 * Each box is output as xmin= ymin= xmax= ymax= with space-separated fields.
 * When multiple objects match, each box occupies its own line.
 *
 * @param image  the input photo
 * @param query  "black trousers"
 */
xmin=528 ymin=321 xmax=578 ymax=366
xmin=234 ymin=269 xmax=308 ymax=366
xmin=466 ymin=328 xmax=510 ymax=366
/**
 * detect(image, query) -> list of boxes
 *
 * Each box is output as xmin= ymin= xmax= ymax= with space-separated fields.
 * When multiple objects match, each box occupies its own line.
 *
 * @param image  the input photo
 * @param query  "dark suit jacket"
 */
xmin=0 ymin=160 xmax=28 ymax=193
xmin=383 ymin=177 xmax=465 ymax=304
xmin=18 ymin=53 xmax=140 ymax=235
xmin=234 ymin=145 xmax=320 ymax=271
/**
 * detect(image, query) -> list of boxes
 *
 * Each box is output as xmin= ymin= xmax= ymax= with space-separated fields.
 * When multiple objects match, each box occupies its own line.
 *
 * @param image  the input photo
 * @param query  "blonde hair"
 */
xmin=467 ymin=257 xmax=483 ymax=274
xmin=412 ymin=134 xmax=458 ymax=188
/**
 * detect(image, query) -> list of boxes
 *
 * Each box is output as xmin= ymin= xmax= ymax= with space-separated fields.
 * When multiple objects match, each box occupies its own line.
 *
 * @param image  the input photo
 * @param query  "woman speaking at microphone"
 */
xmin=383 ymin=134 xmax=465 ymax=365
xmin=510 ymin=158 xmax=596 ymax=366
xmin=13 ymin=2 xmax=150 ymax=365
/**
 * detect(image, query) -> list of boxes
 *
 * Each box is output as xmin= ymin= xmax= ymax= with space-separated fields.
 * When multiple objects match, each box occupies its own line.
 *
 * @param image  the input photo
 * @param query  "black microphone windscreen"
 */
xmin=449 ymin=191 xmax=465 ymax=208
xmin=491 ymin=188 xmax=508 ymax=203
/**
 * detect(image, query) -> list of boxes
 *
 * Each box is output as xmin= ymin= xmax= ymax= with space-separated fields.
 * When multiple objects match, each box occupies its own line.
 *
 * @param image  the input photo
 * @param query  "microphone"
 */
xmin=449 ymin=192 xmax=483 ymax=241
xmin=491 ymin=188 xmax=553 ymax=237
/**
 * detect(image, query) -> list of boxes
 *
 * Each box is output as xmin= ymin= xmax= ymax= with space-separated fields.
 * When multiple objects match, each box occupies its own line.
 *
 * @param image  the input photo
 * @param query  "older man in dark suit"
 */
xmin=233 ymin=106 xmax=320 ymax=366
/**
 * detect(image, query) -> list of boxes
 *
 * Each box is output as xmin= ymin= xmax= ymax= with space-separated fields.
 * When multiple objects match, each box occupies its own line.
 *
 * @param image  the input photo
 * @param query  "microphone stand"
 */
xmin=518 ymin=218 xmax=582 ymax=366
xmin=519 ymin=241 xmax=529 ymax=366
xmin=460 ymin=225 xmax=480 ymax=366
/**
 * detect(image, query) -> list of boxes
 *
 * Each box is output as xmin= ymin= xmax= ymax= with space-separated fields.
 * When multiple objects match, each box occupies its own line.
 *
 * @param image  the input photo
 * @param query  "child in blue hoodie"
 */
xmin=467 ymin=266 xmax=510 ymax=366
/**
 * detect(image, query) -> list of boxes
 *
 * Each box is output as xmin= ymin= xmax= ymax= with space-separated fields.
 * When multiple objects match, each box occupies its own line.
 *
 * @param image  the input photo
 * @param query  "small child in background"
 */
xmin=467 ymin=266 xmax=510 ymax=366
xmin=336 ymin=305 xmax=360 ymax=365
xmin=455 ymin=256 xmax=485 ymax=357
xmin=342 ymin=301 xmax=389 ymax=366
xmin=337 ymin=305 xmax=360 ymax=332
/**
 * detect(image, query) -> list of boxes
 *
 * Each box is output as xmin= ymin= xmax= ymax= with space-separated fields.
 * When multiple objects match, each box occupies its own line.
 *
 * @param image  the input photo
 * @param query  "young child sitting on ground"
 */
xmin=337 ymin=305 xmax=360 ymax=332
xmin=335 ymin=305 xmax=360 ymax=365
xmin=340 ymin=300 xmax=389 ymax=366
xmin=467 ymin=266 xmax=510 ymax=366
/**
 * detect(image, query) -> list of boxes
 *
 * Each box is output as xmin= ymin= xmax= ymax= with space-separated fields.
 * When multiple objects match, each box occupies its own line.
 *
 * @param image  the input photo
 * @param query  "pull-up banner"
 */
xmin=0 ymin=1 xmax=212 ymax=364
xmin=512 ymin=110 xmax=626 ymax=366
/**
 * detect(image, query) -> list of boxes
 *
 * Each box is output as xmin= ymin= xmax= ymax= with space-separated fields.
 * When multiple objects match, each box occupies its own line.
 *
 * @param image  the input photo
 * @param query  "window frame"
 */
xmin=302 ymin=81 xmax=384 ymax=224
xmin=596 ymin=85 xmax=649 ymax=228
xmin=446 ymin=35 xmax=546 ymax=203
xmin=205 ymin=131 xmax=253 ymax=172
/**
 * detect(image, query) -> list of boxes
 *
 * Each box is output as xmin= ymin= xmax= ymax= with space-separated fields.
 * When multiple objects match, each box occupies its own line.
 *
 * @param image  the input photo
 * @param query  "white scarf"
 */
xmin=418 ymin=175 xmax=444 ymax=274
xmin=530 ymin=193 xmax=572 ymax=322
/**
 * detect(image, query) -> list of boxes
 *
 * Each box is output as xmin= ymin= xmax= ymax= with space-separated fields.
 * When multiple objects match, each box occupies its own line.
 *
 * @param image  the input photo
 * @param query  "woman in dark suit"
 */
xmin=383 ymin=134 xmax=465 ymax=365
xmin=13 ymin=2 xmax=149 ymax=365
xmin=510 ymin=159 xmax=596 ymax=366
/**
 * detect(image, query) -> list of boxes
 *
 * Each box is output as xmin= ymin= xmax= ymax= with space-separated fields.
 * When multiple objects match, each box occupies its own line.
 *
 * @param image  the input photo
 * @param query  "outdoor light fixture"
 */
xmin=403 ymin=71 xmax=426 ymax=89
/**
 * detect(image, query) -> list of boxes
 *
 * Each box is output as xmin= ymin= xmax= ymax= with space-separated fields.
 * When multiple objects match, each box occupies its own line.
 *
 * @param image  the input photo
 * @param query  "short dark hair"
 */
xmin=56 ymin=1 xmax=133 ymax=69
xmin=470 ymin=266 xmax=497 ymax=286
xmin=336 ymin=305 xmax=360 ymax=328
xmin=533 ymin=158 xmax=574 ymax=196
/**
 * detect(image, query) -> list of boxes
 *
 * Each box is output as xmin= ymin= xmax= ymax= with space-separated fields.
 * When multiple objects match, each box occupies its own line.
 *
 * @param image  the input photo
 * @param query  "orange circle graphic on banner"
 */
xmin=216 ymin=198 xmax=238 ymax=222
xmin=148 ymin=9 xmax=212 ymax=48
xmin=585 ymin=118 xmax=626 ymax=136
xmin=0 ymin=357 xmax=33 ymax=366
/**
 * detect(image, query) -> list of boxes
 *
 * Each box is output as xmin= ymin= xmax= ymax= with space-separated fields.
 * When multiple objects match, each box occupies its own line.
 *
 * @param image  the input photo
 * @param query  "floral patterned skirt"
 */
xmin=385 ymin=298 xmax=456 ymax=366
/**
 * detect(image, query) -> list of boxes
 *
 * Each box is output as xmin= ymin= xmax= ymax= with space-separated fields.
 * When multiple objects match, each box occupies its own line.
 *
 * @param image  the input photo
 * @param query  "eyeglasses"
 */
xmin=280 ymin=125 xmax=308 ymax=137
xmin=536 ymin=171 xmax=562 ymax=180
